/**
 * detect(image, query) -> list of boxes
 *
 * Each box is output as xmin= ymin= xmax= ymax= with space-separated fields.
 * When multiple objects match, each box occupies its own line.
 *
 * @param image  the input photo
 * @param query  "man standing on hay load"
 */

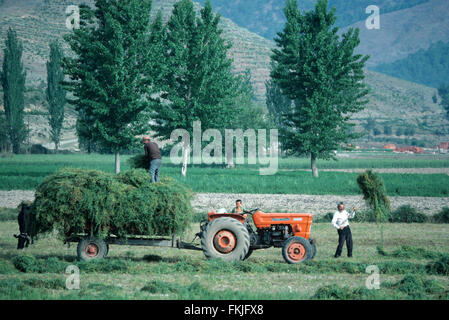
xmin=142 ymin=135 xmax=162 ymax=183
xmin=332 ymin=202 xmax=357 ymax=258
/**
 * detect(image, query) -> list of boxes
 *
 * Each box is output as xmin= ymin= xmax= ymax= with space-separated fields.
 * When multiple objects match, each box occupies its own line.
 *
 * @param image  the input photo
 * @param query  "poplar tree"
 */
xmin=1 ymin=28 xmax=27 ymax=154
xmin=46 ymin=40 xmax=66 ymax=151
xmin=0 ymin=114 xmax=8 ymax=152
xmin=438 ymin=83 xmax=449 ymax=122
xmin=63 ymin=0 xmax=161 ymax=173
xmin=265 ymin=77 xmax=292 ymax=148
xmin=152 ymin=0 xmax=238 ymax=176
xmin=271 ymin=0 xmax=369 ymax=177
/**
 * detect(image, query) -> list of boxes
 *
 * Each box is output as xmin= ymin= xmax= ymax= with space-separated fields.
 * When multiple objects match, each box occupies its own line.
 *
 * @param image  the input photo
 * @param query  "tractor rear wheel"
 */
xmin=201 ymin=217 xmax=250 ymax=262
xmin=77 ymin=237 xmax=108 ymax=261
xmin=282 ymin=236 xmax=313 ymax=264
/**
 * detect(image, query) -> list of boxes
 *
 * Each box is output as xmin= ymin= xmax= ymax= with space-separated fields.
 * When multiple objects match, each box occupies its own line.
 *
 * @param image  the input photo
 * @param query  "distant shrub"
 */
xmin=30 ymin=144 xmax=50 ymax=154
xmin=432 ymin=207 xmax=449 ymax=223
xmin=313 ymin=212 xmax=333 ymax=223
xmin=351 ymin=210 xmax=377 ymax=222
xmin=390 ymin=205 xmax=428 ymax=223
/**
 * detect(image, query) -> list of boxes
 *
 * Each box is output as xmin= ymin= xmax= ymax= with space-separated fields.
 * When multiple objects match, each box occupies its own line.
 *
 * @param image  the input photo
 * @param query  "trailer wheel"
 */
xmin=282 ymin=236 xmax=313 ymax=264
xmin=201 ymin=217 xmax=250 ymax=262
xmin=77 ymin=237 xmax=108 ymax=261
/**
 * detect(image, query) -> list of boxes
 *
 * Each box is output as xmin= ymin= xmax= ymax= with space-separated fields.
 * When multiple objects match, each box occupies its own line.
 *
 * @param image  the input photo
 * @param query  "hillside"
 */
xmin=0 ymin=0 xmax=448 ymax=150
xmin=194 ymin=0 xmax=430 ymax=41
xmin=343 ymin=0 xmax=449 ymax=68
xmin=371 ymin=41 xmax=449 ymax=88
xmin=0 ymin=0 xmax=274 ymax=102
xmin=355 ymin=70 xmax=447 ymax=146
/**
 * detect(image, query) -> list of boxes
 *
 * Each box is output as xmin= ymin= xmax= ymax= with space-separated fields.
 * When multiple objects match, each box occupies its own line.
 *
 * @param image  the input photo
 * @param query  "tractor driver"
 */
xmin=231 ymin=199 xmax=246 ymax=214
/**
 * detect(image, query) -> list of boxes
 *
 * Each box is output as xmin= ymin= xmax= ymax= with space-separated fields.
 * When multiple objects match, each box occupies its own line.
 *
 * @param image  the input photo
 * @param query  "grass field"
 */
xmin=0 ymin=154 xmax=448 ymax=196
xmin=1 ymin=219 xmax=448 ymax=300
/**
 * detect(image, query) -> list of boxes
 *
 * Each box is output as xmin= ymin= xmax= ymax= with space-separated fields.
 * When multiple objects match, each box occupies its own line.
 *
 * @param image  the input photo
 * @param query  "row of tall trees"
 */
xmin=63 ymin=0 xmax=262 ymax=174
xmin=1 ymin=27 xmax=66 ymax=153
xmin=2 ymin=0 xmax=369 ymax=179
xmin=62 ymin=0 xmax=369 ymax=176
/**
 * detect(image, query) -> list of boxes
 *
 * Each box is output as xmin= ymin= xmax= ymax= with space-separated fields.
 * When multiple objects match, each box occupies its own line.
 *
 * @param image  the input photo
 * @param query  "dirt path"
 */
xmin=1 ymin=190 xmax=447 ymax=216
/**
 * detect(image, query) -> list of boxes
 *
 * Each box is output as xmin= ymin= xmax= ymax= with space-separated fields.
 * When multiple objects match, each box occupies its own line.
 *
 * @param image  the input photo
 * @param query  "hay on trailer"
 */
xmin=29 ymin=168 xmax=194 ymax=241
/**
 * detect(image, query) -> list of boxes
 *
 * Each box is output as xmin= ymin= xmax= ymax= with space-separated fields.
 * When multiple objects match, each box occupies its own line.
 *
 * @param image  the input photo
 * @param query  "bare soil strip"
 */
xmin=1 ymin=190 xmax=447 ymax=216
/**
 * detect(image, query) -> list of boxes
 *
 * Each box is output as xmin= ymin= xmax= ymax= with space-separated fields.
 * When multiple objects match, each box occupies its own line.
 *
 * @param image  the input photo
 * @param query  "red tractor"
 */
xmin=199 ymin=208 xmax=316 ymax=264
xmin=51 ymin=208 xmax=315 ymax=263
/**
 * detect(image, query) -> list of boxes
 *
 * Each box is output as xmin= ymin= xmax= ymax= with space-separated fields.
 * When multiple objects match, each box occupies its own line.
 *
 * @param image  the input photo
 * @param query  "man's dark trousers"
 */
xmin=335 ymin=226 xmax=353 ymax=257
xmin=149 ymin=158 xmax=162 ymax=183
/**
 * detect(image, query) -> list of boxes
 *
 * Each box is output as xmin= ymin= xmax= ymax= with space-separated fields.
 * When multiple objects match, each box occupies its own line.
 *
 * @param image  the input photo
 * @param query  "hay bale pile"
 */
xmin=29 ymin=168 xmax=194 ymax=241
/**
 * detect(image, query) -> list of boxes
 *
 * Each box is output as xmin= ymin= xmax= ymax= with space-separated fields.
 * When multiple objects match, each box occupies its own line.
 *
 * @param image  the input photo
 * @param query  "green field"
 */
xmin=0 ymin=219 xmax=448 ymax=300
xmin=0 ymin=154 xmax=448 ymax=196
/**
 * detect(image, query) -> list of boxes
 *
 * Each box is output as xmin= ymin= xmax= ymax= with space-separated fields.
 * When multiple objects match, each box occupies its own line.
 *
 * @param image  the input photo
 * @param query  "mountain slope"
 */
xmin=0 ymin=0 xmax=274 ymax=102
xmin=0 ymin=0 xmax=447 ymax=149
xmin=343 ymin=0 xmax=449 ymax=67
xmin=194 ymin=0 xmax=430 ymax=41
xmin=371 ymin=41 xmax=449 ymax=88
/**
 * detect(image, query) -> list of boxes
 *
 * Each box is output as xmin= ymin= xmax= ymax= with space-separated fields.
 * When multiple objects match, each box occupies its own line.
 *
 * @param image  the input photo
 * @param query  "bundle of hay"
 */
xmin=356 ymin=170 xmax=391 ymax=220
xmin=29 ymin=168 xmax=194 ymax=241
xmin=356 ymin=170 xmax=391 ymax=247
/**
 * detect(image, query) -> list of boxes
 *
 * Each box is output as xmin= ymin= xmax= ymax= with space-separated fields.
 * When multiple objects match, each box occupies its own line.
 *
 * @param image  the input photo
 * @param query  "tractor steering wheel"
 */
xmin=244 ymin=208 xmax=259 ymax=215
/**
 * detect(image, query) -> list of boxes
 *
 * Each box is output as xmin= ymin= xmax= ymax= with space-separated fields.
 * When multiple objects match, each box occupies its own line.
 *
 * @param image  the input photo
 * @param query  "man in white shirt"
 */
xmin=331 ymin=202 xmax=356 ymax=258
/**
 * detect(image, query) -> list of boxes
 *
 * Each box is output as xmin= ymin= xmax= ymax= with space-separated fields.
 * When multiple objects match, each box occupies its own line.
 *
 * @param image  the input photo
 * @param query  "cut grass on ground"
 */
xmin=1 ymin=154 xmax=448 ymax=196
xmin=0 ymin=220 xmax=448 ymax=300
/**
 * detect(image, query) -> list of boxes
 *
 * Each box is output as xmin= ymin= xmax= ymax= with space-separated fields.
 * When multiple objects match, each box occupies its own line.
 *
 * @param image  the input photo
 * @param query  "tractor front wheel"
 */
xmin=77 ymin=237 xmax=108 ymax=261
xmin=201 ymin=217 xmax=250 ymax=262
xmin=282 ymin=236 xmax=313 ymax=264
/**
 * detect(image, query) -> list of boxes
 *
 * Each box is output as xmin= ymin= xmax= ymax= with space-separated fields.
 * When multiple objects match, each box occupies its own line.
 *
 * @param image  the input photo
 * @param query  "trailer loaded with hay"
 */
xmin=22 ymin=168 xmax=316 ymax=264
